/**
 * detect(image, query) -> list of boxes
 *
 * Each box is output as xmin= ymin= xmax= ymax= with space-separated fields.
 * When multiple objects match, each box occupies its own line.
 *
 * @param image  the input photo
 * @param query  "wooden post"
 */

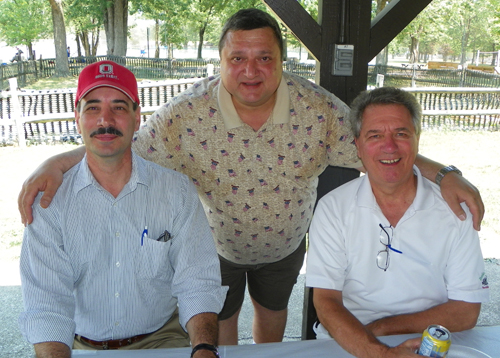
xmin=8 ymin=78 xmax=26 ymax=147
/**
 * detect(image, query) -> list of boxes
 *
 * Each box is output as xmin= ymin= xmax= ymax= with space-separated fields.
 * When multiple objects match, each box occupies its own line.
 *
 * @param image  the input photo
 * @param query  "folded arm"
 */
xmin=19 ymin=146 xmax=85 ymax=225
xmin=313 ymin=288 xmax=420 ymax=358
xmin=366 ymin=299 xmax=481 ymax=337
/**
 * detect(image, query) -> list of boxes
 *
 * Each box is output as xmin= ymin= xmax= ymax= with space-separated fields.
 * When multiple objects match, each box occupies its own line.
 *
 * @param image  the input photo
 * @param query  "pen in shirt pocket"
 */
xmin=156 ymin=230 xmax=172 ymax=242
xmin=141 ymin=226 xmax=148 ymax=246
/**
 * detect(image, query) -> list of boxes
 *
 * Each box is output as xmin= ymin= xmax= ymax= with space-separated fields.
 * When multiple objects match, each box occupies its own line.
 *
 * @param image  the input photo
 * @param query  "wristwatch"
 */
xmin=435 ymin=165 xmax=462 ymax=186
xmin=191 ymin=343 xmax=219 ymax=358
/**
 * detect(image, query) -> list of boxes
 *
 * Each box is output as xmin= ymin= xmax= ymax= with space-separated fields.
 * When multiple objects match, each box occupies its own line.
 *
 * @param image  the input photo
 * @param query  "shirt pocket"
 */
xmin=134 ymin=237 xmax=172 ymax=281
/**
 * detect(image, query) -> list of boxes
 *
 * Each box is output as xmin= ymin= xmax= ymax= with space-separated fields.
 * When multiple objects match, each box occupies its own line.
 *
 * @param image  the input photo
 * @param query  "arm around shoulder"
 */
xmin=414 ymin=154 xmax=484 ymax=231
xmin=19 ymin=146 xmax=85 ymax=225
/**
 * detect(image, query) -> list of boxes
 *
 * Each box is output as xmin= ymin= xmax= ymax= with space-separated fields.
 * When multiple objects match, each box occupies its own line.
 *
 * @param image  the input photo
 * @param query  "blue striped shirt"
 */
xmin=19 ymin=151 xmax=227 ymax=348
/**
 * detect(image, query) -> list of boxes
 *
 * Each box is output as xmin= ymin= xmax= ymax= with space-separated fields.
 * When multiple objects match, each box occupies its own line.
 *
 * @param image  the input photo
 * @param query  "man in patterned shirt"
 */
xmin=19 ymin=9 xmax=484 ymax=346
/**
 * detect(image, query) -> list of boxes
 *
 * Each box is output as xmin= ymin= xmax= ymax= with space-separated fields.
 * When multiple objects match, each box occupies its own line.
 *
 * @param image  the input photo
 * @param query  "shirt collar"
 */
xmin=218 ymin=75 xmax=290 ymax=130
xmin=74 ymin=150 xmax=149 ymax=196
xmin=356 ymin=165 xmax=434 ymax=211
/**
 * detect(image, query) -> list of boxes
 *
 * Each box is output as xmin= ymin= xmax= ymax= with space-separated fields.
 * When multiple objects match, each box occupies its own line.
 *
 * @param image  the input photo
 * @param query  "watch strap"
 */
xmin=191 ymin=343 xmax=219 ymax=358
xmin=435 ymin=165 xmax=462 ymax=186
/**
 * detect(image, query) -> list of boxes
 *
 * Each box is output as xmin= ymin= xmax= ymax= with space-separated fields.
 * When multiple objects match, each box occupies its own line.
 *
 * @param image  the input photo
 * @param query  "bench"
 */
xmin=467 ymin=64 xmax=497 ymax=73
xmin=427 ymin=61 xmax=459 ymax=69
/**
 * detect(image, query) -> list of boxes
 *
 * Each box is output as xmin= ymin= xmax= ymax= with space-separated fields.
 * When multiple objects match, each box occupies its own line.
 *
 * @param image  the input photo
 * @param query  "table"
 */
xmin=72 ymin=325 xmax=500 ymax=357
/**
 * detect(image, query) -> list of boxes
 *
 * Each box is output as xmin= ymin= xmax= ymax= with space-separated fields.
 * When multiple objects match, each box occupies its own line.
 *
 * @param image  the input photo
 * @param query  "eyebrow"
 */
xmin=84 ymin=99 xmax=130 ymax=107
xmin=228 ymin=49 xmax=274 ymax=56
xmin=364 ymin=127 xmax=412 ymax=135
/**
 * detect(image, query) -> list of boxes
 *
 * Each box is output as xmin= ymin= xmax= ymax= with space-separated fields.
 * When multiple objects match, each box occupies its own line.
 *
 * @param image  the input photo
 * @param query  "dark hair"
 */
xmin=349 ymin=87 xmax=422 ymax=138
xmin=219 ymin=8 xmax=283 ymax=58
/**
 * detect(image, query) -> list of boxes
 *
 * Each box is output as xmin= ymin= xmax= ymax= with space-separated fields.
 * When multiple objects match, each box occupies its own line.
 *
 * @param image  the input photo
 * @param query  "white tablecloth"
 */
xmin=72 ymin=325 xmax=500 ymax=358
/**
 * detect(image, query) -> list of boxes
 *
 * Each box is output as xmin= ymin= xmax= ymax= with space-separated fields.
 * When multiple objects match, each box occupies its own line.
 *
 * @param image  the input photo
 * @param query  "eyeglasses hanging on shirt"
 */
xmin=376 ymin=223 xmax=403 ymax=271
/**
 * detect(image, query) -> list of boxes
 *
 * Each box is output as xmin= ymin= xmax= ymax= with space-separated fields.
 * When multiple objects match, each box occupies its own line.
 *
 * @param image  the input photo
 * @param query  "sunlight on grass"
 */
xmin=24 ymin=76 xmax=78 ymax=90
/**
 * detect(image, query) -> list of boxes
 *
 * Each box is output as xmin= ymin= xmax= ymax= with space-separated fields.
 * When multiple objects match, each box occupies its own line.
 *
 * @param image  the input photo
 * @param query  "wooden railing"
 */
xmin=1 ymin=81 xmax=499 ymax=146
xmin=403 ymin=87 xmax=500 ymax=130
xmin=1 ymin=78 xmax=197 ymax=145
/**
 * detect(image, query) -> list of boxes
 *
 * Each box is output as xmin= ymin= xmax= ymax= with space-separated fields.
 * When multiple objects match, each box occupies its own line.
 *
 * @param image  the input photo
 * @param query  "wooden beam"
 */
xmin=369 ymin=0 xmax=433 ymax=60
xmin=263 ymin=0 xmax=322 ymax=60
xmin=317 ymin=0 xmax=372 ymax=104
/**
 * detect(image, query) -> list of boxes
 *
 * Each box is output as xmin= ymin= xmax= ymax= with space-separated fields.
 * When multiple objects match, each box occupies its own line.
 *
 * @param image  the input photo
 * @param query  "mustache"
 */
xmin=89 ymin=127 xmax=124 ymax=138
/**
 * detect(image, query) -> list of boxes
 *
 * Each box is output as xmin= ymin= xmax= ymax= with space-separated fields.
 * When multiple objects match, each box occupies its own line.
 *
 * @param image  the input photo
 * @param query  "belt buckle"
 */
xmin=102 ymin=341 xmax=109 ymax=350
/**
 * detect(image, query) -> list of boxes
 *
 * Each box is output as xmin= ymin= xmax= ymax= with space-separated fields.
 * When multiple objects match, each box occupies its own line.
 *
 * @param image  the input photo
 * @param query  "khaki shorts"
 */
xmin=218 ymin=238 xmax=306 ymax=320
xmin=73 ymin=309 xmax=190 ymax=350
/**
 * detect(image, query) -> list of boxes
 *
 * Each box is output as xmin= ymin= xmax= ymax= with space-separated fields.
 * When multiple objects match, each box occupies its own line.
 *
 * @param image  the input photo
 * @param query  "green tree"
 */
xmin=181 ymin=0 xmax=264 ymax=59
xmin=0 ymin=0 xmax=52 ymax=60
xmin=184 ymin=0 xmax=232 ymax=59
xmin=129 ymin=0 xmax=189 ymax=59
xmin=66 ymin=0 xmax=103 ymax=57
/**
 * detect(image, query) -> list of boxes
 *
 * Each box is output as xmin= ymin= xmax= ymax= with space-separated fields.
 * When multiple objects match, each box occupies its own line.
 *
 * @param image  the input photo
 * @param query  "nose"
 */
xmin=382 ymin=135 xmax=397 ymax=152
xmin=97 ymin=106 xmax=115 ymax=127
xmin=244 ymin=60 xmax=258 ymax=78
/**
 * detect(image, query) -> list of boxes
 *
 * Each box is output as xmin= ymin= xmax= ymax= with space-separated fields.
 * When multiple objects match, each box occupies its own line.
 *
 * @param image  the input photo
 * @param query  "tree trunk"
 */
xmin=76 ymin=35 xmax=82 ymax=57
xmin=48 ymin=0 xmax=70 ymax=76
xmin=103 ymin=0 xmax=128 ymax=58
xmin=197 ymin=6 xmax=213 ymax=59
xmin=155 ymin=19 xmax=160 ymax=58
xmin=198 ymin=26 xmax=205 ymax=59
xmin=92 ymin=30 xmax=100 ymax=56
xmin=409 ymin=36 xmax=419 ymax=64
xmin=28 ymin=43 xmax=34 ymax=60
xmin=376 ymin=47 xmax=389 ymax=67
xmin=460 ymin=19 xmax=471 ymax=66
xmin=168 ymin=44 xmax=173 ymax=59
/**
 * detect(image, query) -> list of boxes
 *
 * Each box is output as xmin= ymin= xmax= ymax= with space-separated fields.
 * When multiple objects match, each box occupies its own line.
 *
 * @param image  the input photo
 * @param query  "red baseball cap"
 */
xmin=75 ymin=60 xmax=140 ymax=107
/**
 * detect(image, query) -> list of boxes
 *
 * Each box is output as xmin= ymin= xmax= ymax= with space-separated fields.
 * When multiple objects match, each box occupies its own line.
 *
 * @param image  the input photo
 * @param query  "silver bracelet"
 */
xmin=435 ymin=165 xmax=462 ymax=186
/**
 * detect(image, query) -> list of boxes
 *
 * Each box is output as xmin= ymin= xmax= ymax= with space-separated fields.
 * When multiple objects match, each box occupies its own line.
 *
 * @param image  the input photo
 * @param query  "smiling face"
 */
xmin=355 ymin=103 xmax=420 ymax=191
xmin=75 ymin=87 xmax=140 ymax=162
xmin=220 ymin=27 xmax=282 ymax=111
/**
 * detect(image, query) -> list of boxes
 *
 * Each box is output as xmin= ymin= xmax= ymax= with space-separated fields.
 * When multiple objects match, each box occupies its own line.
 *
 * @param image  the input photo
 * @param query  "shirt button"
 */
xmin=115 ymin=232 xmax=120 ymax=237
xmin=115 ymin=292 xmax=120 ymax=298
xmin=115 ymin=262 xmax=120 ymax=267
xmin=115 ymin=321 xmax=120 ymax=326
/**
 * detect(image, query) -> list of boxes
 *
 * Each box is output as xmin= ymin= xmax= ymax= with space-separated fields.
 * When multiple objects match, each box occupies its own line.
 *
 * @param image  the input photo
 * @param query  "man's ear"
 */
xmin=134 ymin=106 xmax=141 ymax=132
xmin=354 ymin=137 xmax=360 ymax=158
xmin=74 ymin=110 xmax=82 ymax=134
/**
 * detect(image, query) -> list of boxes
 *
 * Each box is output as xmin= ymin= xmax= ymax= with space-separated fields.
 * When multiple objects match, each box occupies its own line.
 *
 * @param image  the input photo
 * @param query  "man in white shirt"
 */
xmin=306 ymin=87 xmax=489 ymax=358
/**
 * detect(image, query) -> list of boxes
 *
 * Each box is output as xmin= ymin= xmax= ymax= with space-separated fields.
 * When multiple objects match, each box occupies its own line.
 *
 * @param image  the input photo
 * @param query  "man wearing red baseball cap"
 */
xmin=19 ymin=60 xmax=227 ymax=358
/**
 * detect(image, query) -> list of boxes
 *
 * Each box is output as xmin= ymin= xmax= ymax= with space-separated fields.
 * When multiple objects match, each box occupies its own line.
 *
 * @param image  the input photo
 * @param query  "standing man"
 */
xmin=19 ymin=9 xmax=484 ymax=345
xmin=19 ymin=61 xmax=227 ymax=358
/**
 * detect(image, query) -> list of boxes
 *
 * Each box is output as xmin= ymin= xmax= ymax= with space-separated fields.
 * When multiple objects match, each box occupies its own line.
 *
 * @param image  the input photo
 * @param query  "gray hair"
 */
xmin=349 ymin=87 xmax=422 ymax=138
xmin=219 ymin=8 xmax=283 ymax=59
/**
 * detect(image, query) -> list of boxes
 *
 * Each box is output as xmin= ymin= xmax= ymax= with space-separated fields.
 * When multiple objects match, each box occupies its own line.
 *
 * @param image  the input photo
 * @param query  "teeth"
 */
xmin=380 ymin=159 xmax=400 ymax=164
